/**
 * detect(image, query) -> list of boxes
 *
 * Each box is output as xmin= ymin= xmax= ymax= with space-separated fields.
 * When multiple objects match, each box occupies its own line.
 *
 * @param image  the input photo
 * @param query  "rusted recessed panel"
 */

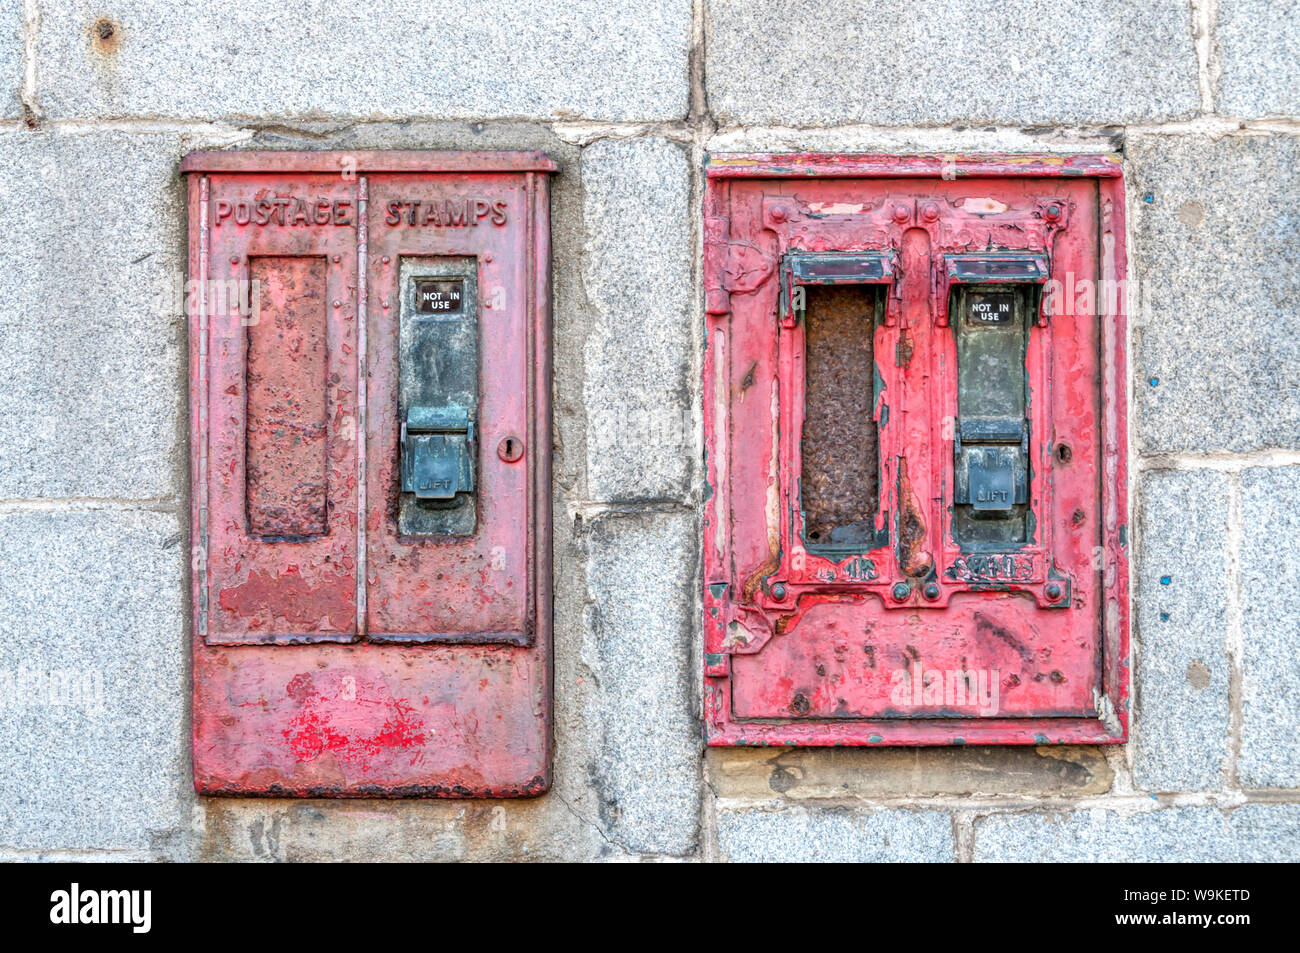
xmin=800 ymin=285 xmax=880 ymax=547
xmin=245 ymin=256 xmax=329 ymax=540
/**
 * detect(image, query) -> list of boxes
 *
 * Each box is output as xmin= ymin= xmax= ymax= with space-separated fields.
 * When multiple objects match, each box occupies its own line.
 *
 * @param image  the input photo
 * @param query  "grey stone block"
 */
xmin=581 ymin=138 xmax=694 ymax=503
xmin=1129 ymin=134 xmax=1300 ymax=453
xmin=1216 ymin=0 xmax=1300 ymax=118
xmin=199 ymin=799 xmax=610 ymax=862
xmin=0 ymin=849 xmax=158 ymax=861
xmin=580 ymin=509 xmax=700 ymax=855
xmin=707 ymin=745 xmax=1114 ymax=799
xmin=0 ymin=509 xmax=187 ymax=850
xmin=974 ymin=804 xmax=1300 ymax=862
xmin=1134 ymin=469 xmax=1230 ymax=791
xmin=706 ymin=0 xmax=1199 ymax=126
xmin=717 ymin=807 xmax=954 ymax=862
xmin=1240 ymin=466 xmax=1300 ymax=788
xmin=0 ymin=131 xmax=185 ymax=499
xmin=1 ymin=0 xmax=19 ymax=118
xmin=36 ymin=1 xmax=690 ymax=122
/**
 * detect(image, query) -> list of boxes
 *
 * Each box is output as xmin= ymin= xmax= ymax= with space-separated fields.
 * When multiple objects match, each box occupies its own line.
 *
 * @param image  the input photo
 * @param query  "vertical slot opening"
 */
xmin=952 ymin=284 xmax=1033 ymax=547
xmin=800 ymin=284 xmax=883 ymax=549
xmin=245 ymin=255 xmax=329 ymax=540
xmin=397 ymin=256 xmax=479 ymax=538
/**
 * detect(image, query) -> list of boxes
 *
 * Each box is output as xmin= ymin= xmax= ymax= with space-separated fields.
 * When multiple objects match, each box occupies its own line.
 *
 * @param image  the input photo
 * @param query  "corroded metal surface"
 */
xmin=201 ymin=172 xmax=360 ymax=646
xmin=245 ymin=255 xmax=329 ymax=539
xmin=187 ymin=151 xmax=556 ymax=796
xmin=702 ymin=153 xmax=1130 ymax=746
xmin=800 ymin=285 xmax=879 ymax=544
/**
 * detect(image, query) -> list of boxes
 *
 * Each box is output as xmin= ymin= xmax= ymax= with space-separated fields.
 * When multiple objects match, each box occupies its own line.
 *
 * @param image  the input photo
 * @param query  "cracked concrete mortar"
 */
xmin=1 ymin=0 xmax=1298 ymax=861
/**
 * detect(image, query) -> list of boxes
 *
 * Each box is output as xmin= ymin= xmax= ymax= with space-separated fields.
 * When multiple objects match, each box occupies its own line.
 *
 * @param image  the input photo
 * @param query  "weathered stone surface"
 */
xmin=1 ymin=0 xmax=19 ymax=118
xmin=1129 ymin=134 xmax=1300 ymax=453
xmin=579 ymin=509 xmax=700 ymax=855
xmin=706 ymin=0 xmax=1199 ymax=126
xmin=1134 ymin=469 xmax=1230 ymax=791
xmin=707 ymin=745 xmax=1113 ymax=800
xmin=974 ymin=805 xmax=1300 ymax=862
xmin=1239 ymin=466 xmax=1300 ymax=789
xmin=0 ymin=509 xmax=187 ymax=850
xmin=36 ymin=1 xmax=690 ymax=122
xmin=199 ymin=798 xmax=609 ymax=862
xmin=717 ymin=806 xmax=954 ymax=862
xmin=0 ymin=131 xmax=185 ymax=499
xmin=581 ymin=137 xmax=694 ymax=503
xmin=1216 ymin=0 xmax=1300 ymax=118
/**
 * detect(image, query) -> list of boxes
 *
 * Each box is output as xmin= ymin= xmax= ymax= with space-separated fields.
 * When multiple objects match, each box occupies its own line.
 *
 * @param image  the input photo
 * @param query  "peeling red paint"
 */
xmin=218 ymin=567 xmax=354 ymax=632
xmin=702 ymin=154 xmax=1130 ymax=746
xmin=187 ymin=151 xmax=555 ymax=796
xmin=896 ymin=457 xmax=932 ymax=578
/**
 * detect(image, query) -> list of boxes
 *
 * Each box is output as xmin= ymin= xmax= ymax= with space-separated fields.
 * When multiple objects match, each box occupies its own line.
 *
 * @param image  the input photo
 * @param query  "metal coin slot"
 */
xmin=401 ymin=406 xmax=474 ymax=500
xmin=952 ymin=285 xmax=1031 ymax=546
xmin=398 ymin=258 xmax=479 ymax=536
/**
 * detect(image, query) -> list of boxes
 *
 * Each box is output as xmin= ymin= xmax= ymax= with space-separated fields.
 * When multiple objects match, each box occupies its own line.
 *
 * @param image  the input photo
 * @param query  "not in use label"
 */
xmin=414 ymin=279 xmax=465 ymax=315
xmin=967 ymin=292 xmax=1015 ymax=326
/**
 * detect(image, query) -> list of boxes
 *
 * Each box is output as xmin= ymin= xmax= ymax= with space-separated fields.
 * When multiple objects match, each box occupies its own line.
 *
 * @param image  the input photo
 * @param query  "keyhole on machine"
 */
xmin=498 ymin=436 xmax=524 ymax=462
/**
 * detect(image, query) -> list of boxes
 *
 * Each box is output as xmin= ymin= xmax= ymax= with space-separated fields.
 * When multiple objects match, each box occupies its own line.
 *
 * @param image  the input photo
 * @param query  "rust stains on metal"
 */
xmin=90 ymin=17 xmax=120 ymax=53
xmin=190 ymin=152 xmax=556 ymax=795
xmin=245 ymin=256 xmax=330 ymax=539
xmin=742 ymin=552 xmax=780 ymax=603
xmin=896 ymin=456 xmax=931 ymax=577
xmin=895 ymin=327 xmax=914 ymax=368
xmin=740 ymin=359 xmax=758 ymax=392
xmin=218 ymin=567 xmax=355 ymax=632
xmin=702 ymin=155 xmax=1130 ymax=746
xmin=800 ymin=285 xmax=880 ymax=543
xmin=740 ymin=379 xmax=784 ymax=604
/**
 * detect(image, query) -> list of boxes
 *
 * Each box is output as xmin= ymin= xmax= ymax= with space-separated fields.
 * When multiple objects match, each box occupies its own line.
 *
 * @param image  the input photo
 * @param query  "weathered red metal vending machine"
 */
xmin=702 ymin=153 xmax=1129 ymax=746
xmin=185 ymin=150 xmax=554 ymax=795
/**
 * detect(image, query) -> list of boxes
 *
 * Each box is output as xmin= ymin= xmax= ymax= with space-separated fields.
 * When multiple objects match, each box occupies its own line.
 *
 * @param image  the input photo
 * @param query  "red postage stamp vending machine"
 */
xmin=702 ymin=154 xmax=1129 ymax=746
xmin=184 ymin=151 xmax=554 ymax=795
